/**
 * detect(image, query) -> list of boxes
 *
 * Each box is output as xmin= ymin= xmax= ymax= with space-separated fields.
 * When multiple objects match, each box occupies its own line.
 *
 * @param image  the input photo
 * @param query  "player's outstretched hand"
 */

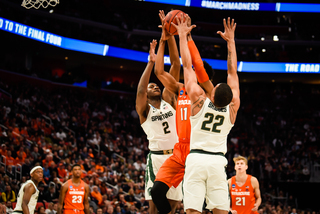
xmin=149 ymin=39 xmax=157 ymax=63
xmin=158 ymin=10 xmax=171 ymax=40
xmin=171 ymin=14 xmax=196 ymax=37
xmin=217 ymin=17 xmax=236 ymax=42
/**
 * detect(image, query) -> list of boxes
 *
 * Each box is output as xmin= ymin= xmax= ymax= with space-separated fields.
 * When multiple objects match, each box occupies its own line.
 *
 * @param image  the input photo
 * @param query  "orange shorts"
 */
xmin=155 ymin=141 xmax=190 ymax=188
xmin=64 ymin=210 xmax=84 ymax=214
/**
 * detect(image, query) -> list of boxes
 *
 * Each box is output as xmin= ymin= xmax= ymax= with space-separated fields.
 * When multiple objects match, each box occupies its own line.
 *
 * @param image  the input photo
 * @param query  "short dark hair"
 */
xmin=203 ymin=60 xmax=215 ymax=80
xmin=71 ymin=164 xmax=81 ymax=170
xmin=214 ymin=83 xmax=233 ymax=107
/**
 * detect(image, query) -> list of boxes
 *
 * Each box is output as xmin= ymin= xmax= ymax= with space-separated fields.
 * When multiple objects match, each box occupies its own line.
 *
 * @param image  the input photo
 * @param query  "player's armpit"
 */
xmin=191 ymin=96 xmax=206 ymax=116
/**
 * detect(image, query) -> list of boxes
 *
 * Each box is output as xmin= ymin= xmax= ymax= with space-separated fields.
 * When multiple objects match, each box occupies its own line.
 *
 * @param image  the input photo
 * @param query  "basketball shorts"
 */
xmin=183 ymin=151 xmax=229 ymax=212
xmin=155 ymin=142 xmax=190 ymax=188
xmin=145 ymin=152 xmax=183 ymax=201
xmin=64 ymin=210 xmax=85 ymax=214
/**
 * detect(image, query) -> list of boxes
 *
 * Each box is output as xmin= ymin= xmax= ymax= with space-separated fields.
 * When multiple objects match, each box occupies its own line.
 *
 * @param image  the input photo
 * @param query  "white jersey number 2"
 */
xmin=72 ymin=196 xmax=82 ymax=203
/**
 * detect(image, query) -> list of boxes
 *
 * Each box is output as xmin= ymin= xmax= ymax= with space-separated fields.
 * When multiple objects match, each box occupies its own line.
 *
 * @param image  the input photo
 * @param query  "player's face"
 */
xmin=72 ymin=166 xmax=82 ymax=178
xmin=147 ymin=83 xmax=161 ymax=97
xmin=32 ymin=169 xmax=43 ymax=182
xmin=235 ymin=160 xmax=248 ymax=172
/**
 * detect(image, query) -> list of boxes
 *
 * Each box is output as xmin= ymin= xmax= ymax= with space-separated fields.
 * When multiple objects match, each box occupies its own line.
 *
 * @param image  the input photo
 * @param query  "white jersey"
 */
xmin=141 ymin=99 xmax=178 ymax=151
xmin=14 ymin=180 xmax=39 ymax=214
xmin=190 ymin=98 xmax=234 ymax=154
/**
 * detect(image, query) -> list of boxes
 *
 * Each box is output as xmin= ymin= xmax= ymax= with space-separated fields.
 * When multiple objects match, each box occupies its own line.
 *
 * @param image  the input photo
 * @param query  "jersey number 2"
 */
xmin=72 ymin=196 xmax=82 ymax=203
xmin=235 ymin=197 xmax=245 ymax=206
xmin=162 ymin=122 xmax=171 ymax=134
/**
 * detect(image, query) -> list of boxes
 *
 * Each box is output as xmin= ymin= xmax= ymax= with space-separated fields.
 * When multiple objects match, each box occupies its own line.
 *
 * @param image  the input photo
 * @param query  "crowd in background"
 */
xmin=0 ymin=1 xmax=320 ymax=214
xmin=0 ymin=76 xmax=319 ymax=214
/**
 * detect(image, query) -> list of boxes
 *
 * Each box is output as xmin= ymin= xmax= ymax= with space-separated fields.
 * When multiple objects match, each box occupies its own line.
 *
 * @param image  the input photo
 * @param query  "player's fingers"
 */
xmin=227 ymin=17 xmax=231 ymax=28
xmin=175 ymin=16 xmax=181 ymax=25
xmin=223 ymin=18 xmax=227 ymax=29
xmin=231 ymin=18 xmax=234 ymax=28
xmin=233 ymin=23 xmax=237 ymax=30
xmin=191 ymin=24 xmax=196 ymax=29
xmin=158 ymin=25 xmax=162 ymax=28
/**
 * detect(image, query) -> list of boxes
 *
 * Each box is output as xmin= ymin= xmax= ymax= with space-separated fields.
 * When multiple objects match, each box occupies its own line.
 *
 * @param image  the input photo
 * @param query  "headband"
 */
xmin=30 ymin=166 xmax=43 ymax=175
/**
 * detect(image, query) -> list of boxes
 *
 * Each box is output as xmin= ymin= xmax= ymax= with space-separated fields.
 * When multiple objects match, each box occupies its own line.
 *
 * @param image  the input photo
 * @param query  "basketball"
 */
xmin=164 ymin=10 xmax=186 ymax=35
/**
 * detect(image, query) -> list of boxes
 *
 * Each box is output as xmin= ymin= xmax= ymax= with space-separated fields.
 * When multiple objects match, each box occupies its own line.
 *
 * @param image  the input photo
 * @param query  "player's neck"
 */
xmin=148 ymin=97 xmax=161 ymax=108
xmin=71 ymin=177 xmax=81 ymax=184
xmin=31 ymin=178 xmax=39 ymax=186
xmin=235 ymin=172 xmax=247 ymax=182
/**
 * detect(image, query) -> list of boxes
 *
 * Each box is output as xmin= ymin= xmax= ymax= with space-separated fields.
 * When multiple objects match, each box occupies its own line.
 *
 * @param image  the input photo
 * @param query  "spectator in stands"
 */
xmin=6 ymin=201 xmax=14 ymax=214
xmin=0 ymin=166 xmax=5 ymax=177
xmin=43 ymin=185 xmax=59 ymax=204
xmin=126 ymin=204 xmax=137 ymax=214
xmin=45 ymin=202 xmax=56 ymax=214
xmin=5 ymin=165 xmax=14 ymax=180
xmin=37 ymin=183 xmax=46 ymax=204
xmin=5 ymin=151 xmax=15 ymax=166
xmin=38 ymin=206 xmax=46 ymax=214
xmin=96 ymin=208 xmax=103 ymax=214
xmin=91 ymin=186 xmax=103 ymax=207
xmin=1 ymin=185 xmax=16 ymax=202
xmin=43 ymin=163 xmax=51 ymax=183
xmin=57 ymin=163 xmax=67 ymax=179
xmin=106 ymin=205 xmax=114 ymax=214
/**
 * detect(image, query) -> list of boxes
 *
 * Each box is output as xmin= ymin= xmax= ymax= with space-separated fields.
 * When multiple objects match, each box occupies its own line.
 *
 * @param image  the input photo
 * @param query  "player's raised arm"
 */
xmin=172 ymin=15 xmax=205 ymax=115
xmin=135 ymin=40 xmax=157 ymax=123
xmin=217 ymin=18 xmax=240 ymax=111
xmin=154 ymin=10 xmax=181 ymax=96
xmin=186 ymin=15 xmax=214 ymax=95
xmin=21 ymin=183 xmax=36 ymax=214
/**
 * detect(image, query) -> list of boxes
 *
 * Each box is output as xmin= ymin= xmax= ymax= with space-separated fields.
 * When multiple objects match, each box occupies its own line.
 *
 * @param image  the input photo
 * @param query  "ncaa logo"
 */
xmin=232 ymin=184 xmax=235 ymax=188
xmin=180 ymin=90 xmax=184 ymax=95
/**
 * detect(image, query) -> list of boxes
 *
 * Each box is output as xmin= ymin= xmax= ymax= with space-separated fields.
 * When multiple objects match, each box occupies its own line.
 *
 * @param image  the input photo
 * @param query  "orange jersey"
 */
xmin=63 ymin=179 xmax=86 ymax=212
xmin=230 ymin=175 xmax=258 ymax=214
xmin=176 ymin=87 xmax=191 ymax=143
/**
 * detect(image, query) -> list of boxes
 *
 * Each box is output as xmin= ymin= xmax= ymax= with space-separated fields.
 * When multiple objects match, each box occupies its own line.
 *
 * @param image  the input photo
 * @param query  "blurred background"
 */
xmin=0 ymin=0 xmax=320 ymax=213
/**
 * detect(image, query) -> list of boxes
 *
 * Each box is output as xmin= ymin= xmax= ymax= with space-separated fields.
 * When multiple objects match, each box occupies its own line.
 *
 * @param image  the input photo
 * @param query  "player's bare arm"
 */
xmin=186 ymin=16 xmax=214 ymax=96
xmin=57 ymin=182 xmax=68 ymax=214
xmin=136 ymin=40 xmax=157 ymax=124
xmin=155 ymin=10 xmax=181 ymax=107
xmin=83 ymin=183 xmax=90 ymax=214
xmin=251 ymin=176 xmax=262 ymax=212
xmin=172 ymin=14 xmax=204 ymax=116
xmin=217 ymin=17 xmax=240 ymax=124
xmin=159 ymin=10 xmax=181 ymax=82
xmin=22 ymin=183 xmax=36 ymax=214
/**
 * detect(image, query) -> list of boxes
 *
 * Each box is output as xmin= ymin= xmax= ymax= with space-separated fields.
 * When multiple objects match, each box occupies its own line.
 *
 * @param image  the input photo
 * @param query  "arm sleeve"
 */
xmin=188 ymin=40 xmax=209 ymax=83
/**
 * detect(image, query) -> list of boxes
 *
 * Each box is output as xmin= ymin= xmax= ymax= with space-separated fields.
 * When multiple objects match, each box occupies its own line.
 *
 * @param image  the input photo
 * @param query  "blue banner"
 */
xmin=142 ymin=0 xmax=320 ymax=13
xmin=1 ymin=17 xmax=319 ymax=74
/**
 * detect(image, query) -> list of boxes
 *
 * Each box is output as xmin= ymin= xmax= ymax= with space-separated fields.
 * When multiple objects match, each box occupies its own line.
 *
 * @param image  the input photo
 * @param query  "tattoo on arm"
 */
xmin=191 ymin=97 xmax=205 ymax=115
xmin=230 ymin=103 xmax=236 ymax=124
xmin=227 ymin=50 xmax=232 ymax=68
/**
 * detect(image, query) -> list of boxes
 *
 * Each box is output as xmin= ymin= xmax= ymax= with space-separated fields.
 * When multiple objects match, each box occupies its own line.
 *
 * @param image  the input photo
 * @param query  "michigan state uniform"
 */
xmin=13 ymin=180 xmax=39 ymax=214
xmin=183 ymin=98 xmax=234 ymax=212
xmin=141 ymin=99 xmax=181 ymax=201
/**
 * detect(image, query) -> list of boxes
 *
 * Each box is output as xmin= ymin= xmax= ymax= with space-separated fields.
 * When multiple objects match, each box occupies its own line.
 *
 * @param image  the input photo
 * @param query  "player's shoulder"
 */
xmin=250 ymin=175 xmax=259 ymax=186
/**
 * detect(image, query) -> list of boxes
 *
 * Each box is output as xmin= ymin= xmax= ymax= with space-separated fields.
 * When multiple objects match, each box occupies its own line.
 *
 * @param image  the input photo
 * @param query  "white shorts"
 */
xmin=183 ymin=152 xmax=229 ymax=212
xmin=145 ymin=152 xmax=183 ymax=201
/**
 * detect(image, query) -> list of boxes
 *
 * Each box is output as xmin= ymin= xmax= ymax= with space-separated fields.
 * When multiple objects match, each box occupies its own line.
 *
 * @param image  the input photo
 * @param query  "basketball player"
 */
xmin=135 ymin=38 xmax=181 ymax=214
xmin=229 ymin=156 xmax=261 ymax=214
xmin=13 ymin=166 xmax=43 ymax=214
xmin=173 ymin=16 xmax=240 ymax=214
xmin=151 ymin=11 xmax=214 ymax=214
xmin=57 ymin=164 xmax=90 ymax=214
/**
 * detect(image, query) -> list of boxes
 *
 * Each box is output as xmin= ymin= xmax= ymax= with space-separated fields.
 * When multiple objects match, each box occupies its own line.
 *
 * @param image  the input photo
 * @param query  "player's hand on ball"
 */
xmin=158 ymin=10 xmax=172 ymax=40
xmin=171 ymin=14 xmax=196 ymax=37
